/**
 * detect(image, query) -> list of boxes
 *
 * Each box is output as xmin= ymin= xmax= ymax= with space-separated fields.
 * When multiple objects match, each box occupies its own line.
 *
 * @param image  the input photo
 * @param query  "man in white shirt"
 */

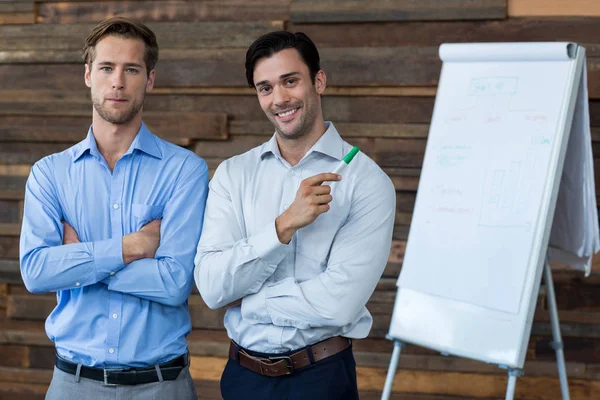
xmin=194 ymin=31 xmax=396 ymax=399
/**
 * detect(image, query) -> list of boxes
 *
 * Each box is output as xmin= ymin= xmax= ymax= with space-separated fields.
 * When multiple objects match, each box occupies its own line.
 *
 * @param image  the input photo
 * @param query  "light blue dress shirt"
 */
xmin=20 ymin=122 xmax=209 ymax=368
xmin=195 ymin=122 xmax=396 ymax=353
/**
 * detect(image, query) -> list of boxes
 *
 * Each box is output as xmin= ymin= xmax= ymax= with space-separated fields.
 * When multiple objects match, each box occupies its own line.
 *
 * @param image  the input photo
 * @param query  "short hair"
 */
xmin=82 ymin=16 xmax=159 ymax=76
xmin=245 ymin=31 xmax=320 ymax=88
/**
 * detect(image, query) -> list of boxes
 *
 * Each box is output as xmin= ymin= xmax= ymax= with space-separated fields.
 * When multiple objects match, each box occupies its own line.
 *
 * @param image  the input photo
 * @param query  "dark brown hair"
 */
xmin=245 ymin=31 xmax=320 ymax=88
xmin=83 ymin=16 xmax=159 ymax=76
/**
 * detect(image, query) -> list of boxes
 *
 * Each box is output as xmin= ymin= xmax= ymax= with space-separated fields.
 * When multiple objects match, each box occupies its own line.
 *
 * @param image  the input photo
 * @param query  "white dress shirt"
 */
xmin=194 ymin=122 xmax=396 ymax=353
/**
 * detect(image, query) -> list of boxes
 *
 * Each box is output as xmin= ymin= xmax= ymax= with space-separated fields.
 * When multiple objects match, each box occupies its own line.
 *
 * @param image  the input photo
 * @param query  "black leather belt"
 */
xmin=55 ymin=353 xmax=188 ymax=386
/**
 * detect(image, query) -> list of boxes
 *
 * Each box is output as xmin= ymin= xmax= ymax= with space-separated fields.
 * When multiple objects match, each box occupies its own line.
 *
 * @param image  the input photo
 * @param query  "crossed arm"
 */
xmin=20 ymin=158 xmax=209 ymax=306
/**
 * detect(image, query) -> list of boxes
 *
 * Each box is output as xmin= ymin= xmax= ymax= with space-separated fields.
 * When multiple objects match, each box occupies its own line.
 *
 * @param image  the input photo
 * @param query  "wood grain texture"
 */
xmin=291 ymin=0 xmax=506 ymax=23
xmin=0 ymin=113 xmax=228 ymax=142
xmin=0 ymin=2 xmax=598 ymax=398
xmin=0 ymin=21 xmax=283 ymax=56
xmin=37 ymin=0 xmax=289 ymax=23
xmin=0 ymin=12 xmax=33 ymax=24
xmin=289 ymin=18 xmax=600 ymax=49
xmin=508 ymin=0 xmax=600 ymax=17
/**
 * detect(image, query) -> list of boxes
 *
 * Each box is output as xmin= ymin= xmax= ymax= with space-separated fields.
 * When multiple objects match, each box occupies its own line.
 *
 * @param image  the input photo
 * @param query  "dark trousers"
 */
xmin=220 ymin=345 xmax=359 ymax=400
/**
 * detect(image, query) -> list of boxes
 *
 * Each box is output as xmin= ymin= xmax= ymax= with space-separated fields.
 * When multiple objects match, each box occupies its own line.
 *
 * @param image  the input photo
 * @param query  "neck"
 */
xmin=277 ymin=119 xmax=327 ymax=167
xmin=92 ymin=110 xmax=142 ymax=170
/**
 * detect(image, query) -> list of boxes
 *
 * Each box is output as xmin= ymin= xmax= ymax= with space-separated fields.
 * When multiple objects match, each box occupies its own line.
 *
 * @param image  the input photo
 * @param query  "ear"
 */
xmin=146 ymin=69 xmax=155 ymax=93
xmin=314 ymin=70 xmax=327 ymax=94
xmin=84 ymin=63 xmax=92 ymax=88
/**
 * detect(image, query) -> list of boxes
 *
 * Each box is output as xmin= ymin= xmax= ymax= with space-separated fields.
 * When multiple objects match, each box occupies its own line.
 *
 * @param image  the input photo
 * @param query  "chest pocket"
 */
xmin=131 ymin=203 xmax=165 ymax=231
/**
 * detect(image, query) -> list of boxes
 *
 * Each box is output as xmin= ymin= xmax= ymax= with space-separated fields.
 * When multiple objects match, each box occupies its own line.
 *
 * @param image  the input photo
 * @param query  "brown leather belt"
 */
xmin=229 ymin=336 xmax=351 ymax=377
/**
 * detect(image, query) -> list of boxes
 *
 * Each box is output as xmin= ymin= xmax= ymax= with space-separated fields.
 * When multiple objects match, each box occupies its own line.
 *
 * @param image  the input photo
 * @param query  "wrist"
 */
xmin=275 ymin=213 xmax=296 ymax=244
xmin=122 ymin=232 xmax=145 ymax=264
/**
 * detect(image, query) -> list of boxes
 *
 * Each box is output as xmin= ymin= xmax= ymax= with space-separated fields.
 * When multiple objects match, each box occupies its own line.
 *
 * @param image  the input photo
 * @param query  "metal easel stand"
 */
xmin=543 ymin=258 xmax=570 ymax=400
xmin=503 ymin=258 xmax=570 ymax=400
xmin=381 ymin=337 xmax=405 ymax=400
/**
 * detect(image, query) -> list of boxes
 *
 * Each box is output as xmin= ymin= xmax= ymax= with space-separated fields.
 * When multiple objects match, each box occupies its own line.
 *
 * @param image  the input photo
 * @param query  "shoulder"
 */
xmin=212 ymin=143 xmax=265 ymax=183
xmin=342 ymin=141 xmax=395 ymax=199
xmin=155 ymin=135 xmax=208 ymax=175
xmin=33 ymin=142 xmax=81 ymax=178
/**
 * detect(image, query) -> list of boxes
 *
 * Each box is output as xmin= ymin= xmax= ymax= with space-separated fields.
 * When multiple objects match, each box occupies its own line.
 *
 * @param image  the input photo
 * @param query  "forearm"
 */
xmin=107 ymin=257 xmax=194 ymax=307
xmin=122 ymin=231 xmax=153 ymax=264
xmin=195 ymin=228 xmax=288 ymax=309
xmin=241 ymin=275 xmax=369 ymax=329
xmin=20 ymin=237 xmax=124 ymax=294
xmin=242 ymin=178 xmax=396 ymax=329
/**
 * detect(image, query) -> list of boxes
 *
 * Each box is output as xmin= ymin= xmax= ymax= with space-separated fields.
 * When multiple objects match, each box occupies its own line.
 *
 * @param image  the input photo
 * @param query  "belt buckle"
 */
xmin=267 ymin=355 xmax=294 ymax=375
xmin=103 ymin=368 xmax=124 ymax=386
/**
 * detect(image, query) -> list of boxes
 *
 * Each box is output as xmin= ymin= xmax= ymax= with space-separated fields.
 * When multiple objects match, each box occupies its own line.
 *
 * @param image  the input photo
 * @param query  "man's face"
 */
xmin=252 ymin=48 xmax=325 ymax=140
xmin=84 ymin=35 xmax=155 ymax=125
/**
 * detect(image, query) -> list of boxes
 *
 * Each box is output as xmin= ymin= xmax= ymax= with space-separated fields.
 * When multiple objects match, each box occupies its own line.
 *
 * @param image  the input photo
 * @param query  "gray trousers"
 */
xmin=45 ymin=365 xmax=198 ymax=400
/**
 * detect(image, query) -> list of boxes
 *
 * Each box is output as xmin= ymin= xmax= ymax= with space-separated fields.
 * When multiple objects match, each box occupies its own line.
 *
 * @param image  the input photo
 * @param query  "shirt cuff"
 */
xmin=93 ymin=237 xmax=125 ymax=279
xmin=241 ymin=289 xmax=271 ymax=324
xmin=247 ymin=220 xmax=292 ymax=266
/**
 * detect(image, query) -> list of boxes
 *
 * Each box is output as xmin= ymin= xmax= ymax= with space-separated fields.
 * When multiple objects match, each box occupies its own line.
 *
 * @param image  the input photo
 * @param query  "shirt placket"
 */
xmin=268 ymin=165 xmax=301 ymax=348
xmin=105 ymin=159 xmax=125 ymax=364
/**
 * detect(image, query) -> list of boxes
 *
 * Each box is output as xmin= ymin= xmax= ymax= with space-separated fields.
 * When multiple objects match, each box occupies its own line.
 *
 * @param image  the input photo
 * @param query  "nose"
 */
xmin=272 ymin=85 xmax=290 ymax=107
xmin=111 ymin=70 xmax=125 ymax=90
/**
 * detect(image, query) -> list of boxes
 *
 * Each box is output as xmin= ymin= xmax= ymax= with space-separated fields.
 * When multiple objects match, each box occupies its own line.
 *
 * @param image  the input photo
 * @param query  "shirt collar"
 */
xmin=259 ymin=122 xmax=344 ymax=162
xmin=72 ymin=122 xmax=163 ymax=163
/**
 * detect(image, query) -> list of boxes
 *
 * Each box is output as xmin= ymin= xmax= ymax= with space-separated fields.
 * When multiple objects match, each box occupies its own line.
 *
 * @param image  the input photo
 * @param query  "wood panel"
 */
xmin=288 ymin=19 xmax=600 ymax=49
xmin=0 ymin=21 xmax=283 ymax=52
xmin=0 ymin=113 xmax=228 ymax=143
xmin=0 ymin=47 xmax=440 ymax=88
xmin=0 ymin=200 xmax=19 ymax=224
xmin=291 ymin=0 xmax=506 ymax=23
xmin=0 ymin=92 xmax=438 ymax=125
xmin=508 ymin=0 xmax=600 ymax=17
xmin=6 ymin=295 xmax=55 ymax=321
xmin=37 ymin=1 xmax=289 ymax=24
xmin=0 ymin=1 xmax=598 ymax=398
xmin=0 ymin=0 xmax=33 ymax=25
xmin=0 ymin=260 xmax=20 ymax=284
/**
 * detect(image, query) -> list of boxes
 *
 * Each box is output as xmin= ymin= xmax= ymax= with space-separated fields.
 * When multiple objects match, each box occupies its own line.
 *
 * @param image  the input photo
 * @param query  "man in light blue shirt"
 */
xmin=19 ymin=17 xmax=207 ymax=399
xmin=195 ymin=31 xmax=396 ymax=399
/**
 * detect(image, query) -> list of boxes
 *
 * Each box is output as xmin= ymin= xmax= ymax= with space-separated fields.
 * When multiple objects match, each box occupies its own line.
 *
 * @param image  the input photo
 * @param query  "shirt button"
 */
xmin=113 ymin=203 xmax=119 ymax=210
xmin=283 ymin=205 xmax=289 ymax=210
xmin=109 ymin=271 xmax=115 ymax=276
xmin=112 ymin=313 xmax=118 ymax=319
xmin=290 ymin=170 xmax=296 ymax=176
xmin=75 ymin=282 xmax=80 ymax=287
xmin=108 ymin=348 xmax=115 ymax=354
xmin=253 ymin=315 xmax=258 ymax=320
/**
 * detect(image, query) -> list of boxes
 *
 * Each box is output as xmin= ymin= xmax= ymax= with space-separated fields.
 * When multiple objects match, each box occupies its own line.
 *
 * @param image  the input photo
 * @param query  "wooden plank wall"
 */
xmin=1 ymin=0 xmax=600 ymax=398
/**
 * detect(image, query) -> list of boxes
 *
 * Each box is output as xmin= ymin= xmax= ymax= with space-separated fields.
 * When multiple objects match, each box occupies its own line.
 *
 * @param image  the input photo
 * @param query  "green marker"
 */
xmin=332 ymin=146 xmax=360 ymax=175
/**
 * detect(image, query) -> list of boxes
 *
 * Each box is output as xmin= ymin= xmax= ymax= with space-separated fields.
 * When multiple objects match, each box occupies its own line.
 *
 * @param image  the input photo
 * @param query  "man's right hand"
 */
xmin=275 ymin=173 xmax=340 ymax=244
xmin=122 ymin=219 xmax=162 ymax=264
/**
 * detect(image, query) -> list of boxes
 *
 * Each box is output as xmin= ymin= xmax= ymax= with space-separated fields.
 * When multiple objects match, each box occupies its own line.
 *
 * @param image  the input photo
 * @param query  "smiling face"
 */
xmin=252 ymin=48 xmax=326 ymax=141
xmin=84 ymin=35 xmax=155 ymax=125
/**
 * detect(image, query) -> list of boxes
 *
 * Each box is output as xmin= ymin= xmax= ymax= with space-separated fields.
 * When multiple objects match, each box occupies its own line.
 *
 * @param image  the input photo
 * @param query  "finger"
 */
xmin=316 ymin=204 xmax=330 ymax=214
xmin=314 ymin=194 xmax=333 ymax=205
xmin=311 ymin=185 xmax=331 ymax=196
xmin=302 ymin=173 xmax=341 ymax=187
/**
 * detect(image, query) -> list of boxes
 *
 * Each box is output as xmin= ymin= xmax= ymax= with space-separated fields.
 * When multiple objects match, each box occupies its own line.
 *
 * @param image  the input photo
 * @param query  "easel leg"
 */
xmin=505 ymin=368 xmax=523 ymax=400
xmin=543 ymin=259 xmax=571 ymax=400
xmin=381 ymin=340 xmax=404 ymax=400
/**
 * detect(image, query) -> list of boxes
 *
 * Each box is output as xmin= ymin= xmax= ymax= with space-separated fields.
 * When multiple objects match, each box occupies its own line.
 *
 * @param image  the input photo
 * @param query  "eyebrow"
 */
xmin=97 ymin=61 xmax=144 ymax=69
xmin=255 ymin=71 xmax=300 ymax=88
